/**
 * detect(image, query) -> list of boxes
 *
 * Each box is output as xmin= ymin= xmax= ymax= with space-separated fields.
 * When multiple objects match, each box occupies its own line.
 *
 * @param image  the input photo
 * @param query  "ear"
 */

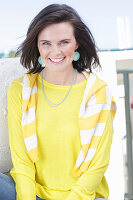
xmin=75 ymin=43 xmax=79 ymax=50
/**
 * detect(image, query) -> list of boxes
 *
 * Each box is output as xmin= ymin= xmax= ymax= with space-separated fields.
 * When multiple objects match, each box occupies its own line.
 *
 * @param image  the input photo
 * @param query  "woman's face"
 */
xmin=37 ymin=22 xmax=78 ymax=72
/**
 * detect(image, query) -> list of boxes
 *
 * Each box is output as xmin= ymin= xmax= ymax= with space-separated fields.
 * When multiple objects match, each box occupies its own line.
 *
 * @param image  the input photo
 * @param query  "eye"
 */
xmin=60 ymin=40 xmax=69 ymax=44
xmin=42 ymin=41 xmax=51 ymax=46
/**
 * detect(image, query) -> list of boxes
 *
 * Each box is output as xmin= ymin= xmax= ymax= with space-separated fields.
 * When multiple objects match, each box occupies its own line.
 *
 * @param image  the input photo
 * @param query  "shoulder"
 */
xmin=7 ymin=76 xmax=24 ymax=100
xmin=82 ymin=70 xmax=107 ymax=86
xmin=93 ymin=75 xmax=112 ymax=104
xmin=84 ymin=71 xmax=112 ymax=104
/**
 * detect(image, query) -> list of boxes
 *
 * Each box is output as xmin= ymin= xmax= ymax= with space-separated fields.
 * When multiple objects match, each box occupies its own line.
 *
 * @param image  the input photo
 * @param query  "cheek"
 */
xmin=64 ymin=46 xmax=75 ymax=57
xmin=38 ymin=48 xmax=49 ymax=58
xmin=38 ymin=43 xmax=49 ymax=57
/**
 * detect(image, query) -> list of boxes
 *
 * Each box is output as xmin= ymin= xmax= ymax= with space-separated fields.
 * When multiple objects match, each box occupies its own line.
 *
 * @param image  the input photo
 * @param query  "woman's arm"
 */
xmin=66 ymin=111 xmax=113 ymax=200
xmin=7 ymin=81 xmax=36 ymax=200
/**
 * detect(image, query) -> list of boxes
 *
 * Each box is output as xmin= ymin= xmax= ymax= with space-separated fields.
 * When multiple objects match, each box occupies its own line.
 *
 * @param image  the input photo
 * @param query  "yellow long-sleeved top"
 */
xmin=7 ymin=73 xmax=113 ymax=200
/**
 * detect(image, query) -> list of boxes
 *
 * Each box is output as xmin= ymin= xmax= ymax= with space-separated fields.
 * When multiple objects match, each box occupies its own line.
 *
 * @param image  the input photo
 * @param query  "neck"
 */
xmin=42 ymin=67 xmax=77 ymax=85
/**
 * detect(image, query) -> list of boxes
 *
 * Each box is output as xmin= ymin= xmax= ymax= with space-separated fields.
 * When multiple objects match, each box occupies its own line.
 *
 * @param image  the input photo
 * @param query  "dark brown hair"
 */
xmin=16 ymin=4 xmax=100 ymax=74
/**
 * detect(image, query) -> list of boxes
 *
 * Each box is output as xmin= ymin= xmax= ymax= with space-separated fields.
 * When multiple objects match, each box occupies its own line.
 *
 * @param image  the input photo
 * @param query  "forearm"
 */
xmin=66 ymin=113 xmax=113 ymax=200
xmin=7 ymin=82 xmax=36 ymax=200
xmin=15 ymin=174 xmax=36 ymax=200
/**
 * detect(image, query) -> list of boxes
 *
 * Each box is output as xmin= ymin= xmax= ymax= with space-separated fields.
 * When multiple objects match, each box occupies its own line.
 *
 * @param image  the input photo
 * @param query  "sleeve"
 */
xmin=7 ymin=82 xmax=36 ymax=200
xmin=66 ymin=111 xmax=114 ymax=200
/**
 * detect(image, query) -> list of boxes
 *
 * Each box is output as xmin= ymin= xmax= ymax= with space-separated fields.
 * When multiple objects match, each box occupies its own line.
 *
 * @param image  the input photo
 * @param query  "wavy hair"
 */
xmin=16 ymin=4 xmax=100 ymax=74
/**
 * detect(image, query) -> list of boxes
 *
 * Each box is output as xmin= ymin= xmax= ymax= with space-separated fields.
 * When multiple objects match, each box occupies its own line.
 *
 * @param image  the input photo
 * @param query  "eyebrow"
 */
xmin=39 ymin=39 xmax=71 ymax=42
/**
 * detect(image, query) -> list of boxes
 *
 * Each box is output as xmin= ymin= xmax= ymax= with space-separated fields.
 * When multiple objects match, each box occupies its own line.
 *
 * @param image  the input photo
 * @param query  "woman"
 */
xmin=0 ymin=4 xmax=116 ymax=200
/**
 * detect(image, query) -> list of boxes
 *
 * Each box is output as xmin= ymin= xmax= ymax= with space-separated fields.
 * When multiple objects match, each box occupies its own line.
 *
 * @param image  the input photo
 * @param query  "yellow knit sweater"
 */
xmin=7 ymin=72 xmax=115 ymax=200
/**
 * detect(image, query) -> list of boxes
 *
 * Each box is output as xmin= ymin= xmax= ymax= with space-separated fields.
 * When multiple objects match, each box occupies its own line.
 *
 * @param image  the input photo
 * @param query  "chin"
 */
xmin=46 ymin=64 xmax=68 ymax=72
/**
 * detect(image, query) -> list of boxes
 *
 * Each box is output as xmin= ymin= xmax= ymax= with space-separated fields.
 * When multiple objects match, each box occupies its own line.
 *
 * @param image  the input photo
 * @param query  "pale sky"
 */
xmin=0 ymin=0 xmax=133 ymax=53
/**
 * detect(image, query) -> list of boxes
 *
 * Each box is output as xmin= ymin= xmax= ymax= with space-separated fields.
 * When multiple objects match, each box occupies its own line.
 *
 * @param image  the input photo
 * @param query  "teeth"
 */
xmin=50 ymin=58 xmax=64 ymax=62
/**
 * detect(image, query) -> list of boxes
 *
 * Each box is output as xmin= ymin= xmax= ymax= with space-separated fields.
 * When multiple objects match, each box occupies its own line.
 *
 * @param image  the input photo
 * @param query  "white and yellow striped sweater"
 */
xmin=21 ymin=70 xmax=116 ymax=176
xmin=8 ymin=70 xmax=116 ymax=200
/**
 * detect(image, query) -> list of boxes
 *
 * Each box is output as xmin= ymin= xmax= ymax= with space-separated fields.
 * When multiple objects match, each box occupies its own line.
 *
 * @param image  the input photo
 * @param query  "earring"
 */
xmin=73 ymin=51 xmax=80 ymax=61
xmin=38 ymin=56 xmax=45 ymax=67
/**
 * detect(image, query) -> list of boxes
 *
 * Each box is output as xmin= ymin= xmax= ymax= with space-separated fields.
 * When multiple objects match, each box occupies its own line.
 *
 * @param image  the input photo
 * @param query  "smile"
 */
xmin=49 ymin=57 xmax=65 ymax=63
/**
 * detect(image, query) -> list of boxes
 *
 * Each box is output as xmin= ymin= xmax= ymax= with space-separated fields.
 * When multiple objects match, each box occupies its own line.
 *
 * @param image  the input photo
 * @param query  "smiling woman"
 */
xmin=37 ymin=22 xmax=79 ymax=85
xmin=2 ymin=3 xmax=117 ymax=200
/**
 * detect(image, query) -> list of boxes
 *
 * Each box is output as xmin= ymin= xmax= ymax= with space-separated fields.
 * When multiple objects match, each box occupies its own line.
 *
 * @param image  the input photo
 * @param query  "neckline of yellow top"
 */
xmin=38 ymin=72 xmax=88 ymax=89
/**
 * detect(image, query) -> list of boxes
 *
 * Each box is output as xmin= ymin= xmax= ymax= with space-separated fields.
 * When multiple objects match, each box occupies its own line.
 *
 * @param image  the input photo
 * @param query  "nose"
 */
xmin=51 ymin=45 xmax=62 ymax=56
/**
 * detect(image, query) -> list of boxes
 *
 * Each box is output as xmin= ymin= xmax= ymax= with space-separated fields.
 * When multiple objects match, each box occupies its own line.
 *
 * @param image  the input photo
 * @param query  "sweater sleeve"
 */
xmin=7 ymin=81 xmax=36 ymax=200
xmin=66 ymin=111 xmax=114 ymax=200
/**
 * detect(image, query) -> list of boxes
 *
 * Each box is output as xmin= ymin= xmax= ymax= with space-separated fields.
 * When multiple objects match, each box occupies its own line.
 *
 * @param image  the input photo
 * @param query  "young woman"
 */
xmin=0 ymin=4 xmax=116 ymax=200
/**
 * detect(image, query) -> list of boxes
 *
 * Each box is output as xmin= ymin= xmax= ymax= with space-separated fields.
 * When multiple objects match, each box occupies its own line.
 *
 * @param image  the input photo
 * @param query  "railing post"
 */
xmin=117 ymin=69 xmax=133 ymax=200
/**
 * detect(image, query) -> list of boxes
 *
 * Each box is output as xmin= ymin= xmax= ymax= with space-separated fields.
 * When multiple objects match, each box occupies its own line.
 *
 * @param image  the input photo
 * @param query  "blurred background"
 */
xmin=0 ymin=0 xmax=133 ymax=200
xmin=0 ymin=0 xmax=133 ymax=56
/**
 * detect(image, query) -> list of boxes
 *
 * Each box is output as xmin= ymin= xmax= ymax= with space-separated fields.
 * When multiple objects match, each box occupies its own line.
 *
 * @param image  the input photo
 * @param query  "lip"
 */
xmin=49 ymin=57 xmax=66 ymax=64
xmin=50 ymin=57 xmax=65 ymax=59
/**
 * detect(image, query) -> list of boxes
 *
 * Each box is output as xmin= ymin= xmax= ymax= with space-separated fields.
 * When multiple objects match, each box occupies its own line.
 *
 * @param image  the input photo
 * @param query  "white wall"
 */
xmin=0 ymin=58 xmax=26 ymax=173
